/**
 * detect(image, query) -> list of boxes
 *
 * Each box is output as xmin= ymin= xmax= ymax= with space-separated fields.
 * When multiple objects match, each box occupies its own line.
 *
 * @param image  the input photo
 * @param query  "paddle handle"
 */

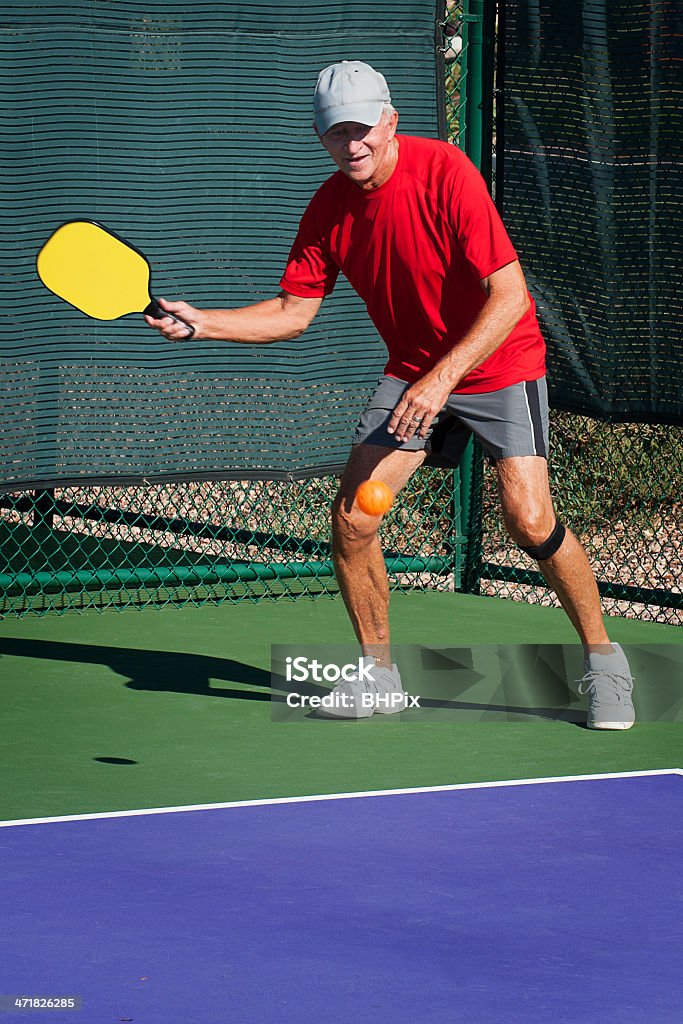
xmin=145 ymin=298 xmax=195 ymax=339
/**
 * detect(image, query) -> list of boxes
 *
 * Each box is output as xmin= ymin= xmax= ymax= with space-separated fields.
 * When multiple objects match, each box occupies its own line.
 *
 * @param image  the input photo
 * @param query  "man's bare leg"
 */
xmin=496 ymin=456 xmax=635 ymax=728
xmin=331 ymin=443 xmax=426 ymax=667
xmin=495 ymin=456 xmax=613 ymax=652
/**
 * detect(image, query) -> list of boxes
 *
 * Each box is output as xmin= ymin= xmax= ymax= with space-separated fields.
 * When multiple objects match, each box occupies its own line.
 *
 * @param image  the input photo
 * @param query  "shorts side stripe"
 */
xmin=523 ymin=380 xmax=547 ymax=457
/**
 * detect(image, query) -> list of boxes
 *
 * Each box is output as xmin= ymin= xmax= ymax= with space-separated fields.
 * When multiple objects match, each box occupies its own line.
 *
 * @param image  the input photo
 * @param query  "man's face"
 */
xmin=317 ymin=112 xmax=399 ymax=190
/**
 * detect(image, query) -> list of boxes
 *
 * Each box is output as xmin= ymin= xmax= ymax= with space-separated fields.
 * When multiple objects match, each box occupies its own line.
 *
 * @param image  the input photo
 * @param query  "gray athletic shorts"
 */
xmin=352 ymin=375 xmax=549 ymax=464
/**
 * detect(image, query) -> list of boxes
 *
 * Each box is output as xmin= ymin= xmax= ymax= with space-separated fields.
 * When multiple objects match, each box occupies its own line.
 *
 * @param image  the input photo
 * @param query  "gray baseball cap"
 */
xmin=314 ymin=61 xmax=391 ymax=135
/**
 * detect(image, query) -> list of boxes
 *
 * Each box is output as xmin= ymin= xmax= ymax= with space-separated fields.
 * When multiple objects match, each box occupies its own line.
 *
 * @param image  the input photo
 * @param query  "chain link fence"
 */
xmin=0 ymin=469 xmax=461 ymax=615
xmin=478 ymin=417 xmax=682 ymax=625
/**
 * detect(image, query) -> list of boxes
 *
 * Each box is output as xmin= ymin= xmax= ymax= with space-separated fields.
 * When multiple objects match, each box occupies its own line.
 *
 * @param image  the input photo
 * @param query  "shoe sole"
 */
xmin=317 ymin=698 xmax=408 ymax=720
xmin=587 ymin=720 xmax=635 ymax=730
xmin=316 ymin=708 xmax=374 ymax=720
xmin=374 ymin=706 xmax=407 ymax=715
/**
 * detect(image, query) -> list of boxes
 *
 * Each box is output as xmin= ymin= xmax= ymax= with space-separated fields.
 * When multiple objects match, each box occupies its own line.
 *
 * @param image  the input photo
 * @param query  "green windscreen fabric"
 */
xmin=1 ymin=1 xmax=442 ymax=489
xmin=501 ymin=0 xmax=682 ymax=424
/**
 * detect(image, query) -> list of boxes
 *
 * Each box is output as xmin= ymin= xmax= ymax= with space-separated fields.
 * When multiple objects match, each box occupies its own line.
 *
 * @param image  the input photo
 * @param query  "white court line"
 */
xmin=0 ymin=768 xmax=681 ymax=829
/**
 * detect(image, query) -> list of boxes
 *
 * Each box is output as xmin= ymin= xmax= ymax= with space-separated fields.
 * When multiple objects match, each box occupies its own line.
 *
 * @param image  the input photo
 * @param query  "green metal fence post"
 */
xmin=456 ymin=0 xmax=496 ymax=594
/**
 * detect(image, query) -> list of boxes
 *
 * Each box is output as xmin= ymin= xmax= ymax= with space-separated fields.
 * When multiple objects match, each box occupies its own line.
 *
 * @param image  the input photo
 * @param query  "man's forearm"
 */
xmin=431 ymin=288 xmax=530 ymax=390
xmin=145 ymin=290 xmax=322 ymax=344
xmin=199 ymin=296 xmax=308 ymax=343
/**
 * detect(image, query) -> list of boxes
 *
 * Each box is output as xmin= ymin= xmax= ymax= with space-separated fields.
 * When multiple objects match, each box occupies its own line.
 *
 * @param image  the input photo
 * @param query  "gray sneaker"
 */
xmin=577 ymin=643 xmax=635 ymax=730
xmin=317 ymin=656 xmax=407 ymax=719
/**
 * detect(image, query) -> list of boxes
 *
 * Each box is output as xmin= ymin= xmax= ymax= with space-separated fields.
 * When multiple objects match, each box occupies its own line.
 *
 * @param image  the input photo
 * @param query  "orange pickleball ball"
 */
xmin=355 ymin=479 xmax=394 ymax=516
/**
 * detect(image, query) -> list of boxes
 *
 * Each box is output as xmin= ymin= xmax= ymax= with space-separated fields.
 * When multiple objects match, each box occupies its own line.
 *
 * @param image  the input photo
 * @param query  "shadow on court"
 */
xmin=1 ymin=636 xmax=279 ymax=702
xmin=0 ymin=636 xmax=596 ymax=725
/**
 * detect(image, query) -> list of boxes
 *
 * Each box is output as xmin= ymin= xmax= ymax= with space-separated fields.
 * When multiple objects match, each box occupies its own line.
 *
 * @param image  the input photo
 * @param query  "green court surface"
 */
xmin=0 ymin=592 xmax=680 ymax=822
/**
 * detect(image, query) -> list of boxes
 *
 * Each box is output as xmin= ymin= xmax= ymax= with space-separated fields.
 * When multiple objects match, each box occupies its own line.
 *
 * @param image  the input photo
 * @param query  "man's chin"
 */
xmin=344 ymin=165 xmax=374 ymax=186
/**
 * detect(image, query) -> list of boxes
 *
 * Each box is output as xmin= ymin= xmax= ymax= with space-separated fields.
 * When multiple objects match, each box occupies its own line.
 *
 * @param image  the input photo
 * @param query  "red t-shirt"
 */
xmin=280 ymin=134 xmax=545 ymax=393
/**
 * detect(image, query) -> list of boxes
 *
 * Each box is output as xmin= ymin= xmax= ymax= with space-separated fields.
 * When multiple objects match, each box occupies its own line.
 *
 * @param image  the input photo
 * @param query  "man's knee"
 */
xmin=331 ymin=493 xmax=380 ymax=549
xmin=502 ymin=493 xmax=565 ymax=554
xmin=502 ymin=496 xmax=553 ymax=544
xmin=518 ymin=519 xmax=567 ymax=561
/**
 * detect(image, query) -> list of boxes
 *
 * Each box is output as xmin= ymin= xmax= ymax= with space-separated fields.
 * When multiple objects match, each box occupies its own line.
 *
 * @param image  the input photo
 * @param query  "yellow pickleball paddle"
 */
xmin=36 ymin=220 xmax=194 ymax=337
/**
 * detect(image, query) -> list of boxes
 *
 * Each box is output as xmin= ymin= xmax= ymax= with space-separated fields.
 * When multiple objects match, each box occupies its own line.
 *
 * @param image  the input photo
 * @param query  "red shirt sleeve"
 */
xmin=280 ymin=192 xmax=340 ymax=298
xmin=448 ymin=152 xmax=519 ymax=281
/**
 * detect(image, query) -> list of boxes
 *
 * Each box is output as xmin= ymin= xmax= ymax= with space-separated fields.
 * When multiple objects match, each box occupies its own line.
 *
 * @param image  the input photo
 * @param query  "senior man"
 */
xmin=145 ymin=61 xmax=635 ymax=730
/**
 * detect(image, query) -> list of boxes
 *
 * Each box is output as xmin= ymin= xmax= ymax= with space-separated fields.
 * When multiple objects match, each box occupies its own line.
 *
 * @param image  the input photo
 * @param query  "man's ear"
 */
xmin=312 ymin=121 xmax=323 ymax=142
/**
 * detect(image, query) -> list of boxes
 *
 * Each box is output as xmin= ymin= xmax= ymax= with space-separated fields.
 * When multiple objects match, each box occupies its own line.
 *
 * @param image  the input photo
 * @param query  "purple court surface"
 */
xmin=1 ymin=771 xmax=681 ymax=1024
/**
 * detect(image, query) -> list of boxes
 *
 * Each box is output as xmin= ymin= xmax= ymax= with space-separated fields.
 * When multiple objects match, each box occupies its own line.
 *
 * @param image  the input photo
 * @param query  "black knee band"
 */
xmin=520 ymin=520 xmax=566 ymax=561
